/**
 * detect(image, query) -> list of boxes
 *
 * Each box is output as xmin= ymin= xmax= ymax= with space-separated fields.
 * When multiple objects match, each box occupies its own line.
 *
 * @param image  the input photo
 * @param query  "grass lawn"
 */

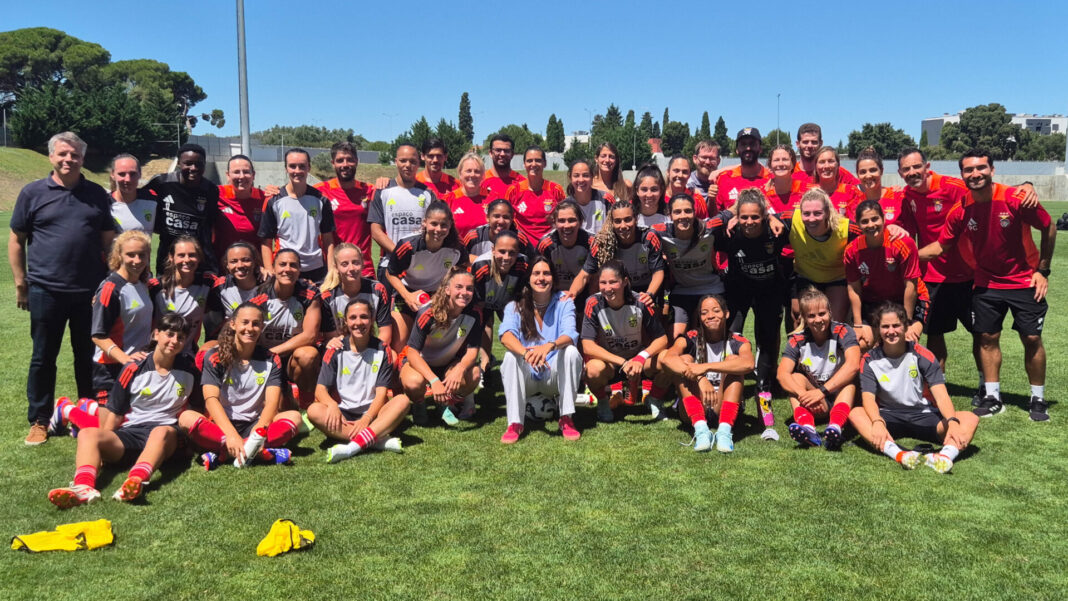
xmin=0 ymin=204 xmax=1067 ymax=600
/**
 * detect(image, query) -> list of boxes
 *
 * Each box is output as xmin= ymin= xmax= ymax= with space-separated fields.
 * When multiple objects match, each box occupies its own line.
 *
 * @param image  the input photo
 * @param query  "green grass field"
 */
xmin=0 ymin=197 xmax=1066 ymax=599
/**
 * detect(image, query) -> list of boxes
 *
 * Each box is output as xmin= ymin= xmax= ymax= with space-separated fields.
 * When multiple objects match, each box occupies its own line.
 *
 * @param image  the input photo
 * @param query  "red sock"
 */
xmin=66 ymin=405 xmax=99 ymax=429
xmin=719 ymin=400 xmax=740 ymax=427
xmin=829 ymin=403 xmax=850 ymax=429
xmin=73 ymin=465 xmax=97 ymax=488
xmin=649 ymin=383 xmax=668 ymax=400
xmin=352 ymin=427 xmax=377 ymax=449
xmin=593 ymin=386 xmax=610 ymax=403
xmin=266 ymin=418 xmax=298 ymax=447
xmin=128 ymin=461 xmax=153 ymax=482
xmin=187 ymin=417 xmax=226 ymax=453
xmin=793 ymin=406 xmax=815 ymax=428
xmin=682 ymin=396 xmax=706 ymax=427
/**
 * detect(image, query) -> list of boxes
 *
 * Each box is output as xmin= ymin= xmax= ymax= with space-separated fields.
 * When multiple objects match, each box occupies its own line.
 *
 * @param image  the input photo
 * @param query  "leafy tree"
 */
xmin=846 ymin=122 xmax=916 ymax=159
xmin=458 ymin=92 xmax=473 ymax=143
xmin=698 ymin=112 xmax=712 ymax=138
xmin=588 ymin=104 xmax=651 ymax=169
xmin=482 ymin=123 xmax=543 ymax=157
xmin=661 ymin=121 xmax=690 ymax=156
xmin=919 ymin=129 xmax=929 ymax=148
xmin=433 ymin=118 xmax=469 ymax=168
xmin=603 ymin=104 xmax=623 ymax=129
xmin=0 ymin=27 xmax=110 ymax=107
xmin=939 ymin=103 xmax=1020 ymax=160
xmin=651 ymin=120 xmax=661 ymax=138
xmin=254 ymin=125 xmax=366 ymax=148
xmin=712 ymin=116 xmax=732 ymax=156
xmin=1016 ymin=132 xmax=1066 ymax=161
xmin=101 ymin=59 xmax=222 ymax=130
xmin=624 ymin=110 xmax=635 ymax=129
xmin=563 ymin=140 xmax=593 ymax=166
xmin=384 ymin=116 xmax=435 ymax=164
xmin=760 ymin=129 xmax=793 ymax=157
xmin=11 ymin=83 xmax=155 ymax=158
xmin=546 ymin=114 xmax=565 ymax=153
xmin=638 ymin=112 xmax=653 ymax=140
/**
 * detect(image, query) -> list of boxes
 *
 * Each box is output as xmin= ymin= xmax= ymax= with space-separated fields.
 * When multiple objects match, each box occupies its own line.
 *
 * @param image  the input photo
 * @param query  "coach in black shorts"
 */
xmin=9 ymin=132 xmax=115 ymax=445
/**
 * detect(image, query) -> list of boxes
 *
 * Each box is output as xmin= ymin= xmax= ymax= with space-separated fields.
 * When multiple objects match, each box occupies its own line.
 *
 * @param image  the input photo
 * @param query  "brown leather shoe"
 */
xmin=25 ymin=423 xmax=48 ymax=446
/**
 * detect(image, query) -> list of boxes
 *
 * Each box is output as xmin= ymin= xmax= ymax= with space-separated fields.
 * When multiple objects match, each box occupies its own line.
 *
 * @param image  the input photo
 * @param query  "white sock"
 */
xmin=941 ymin=445 xmax=960 ymax=461
xmin=331 ymin=441 xmax=362 ymax=459
xmin=1031 ymin=385 xmax=1044 ymax=401
xmin=882 ymin=441 xmax=904 ymax=459
xmin=693 ymin=420 xmax=708 ymax=431
xmin=984 ymin=382 xmax=1001 ymax=401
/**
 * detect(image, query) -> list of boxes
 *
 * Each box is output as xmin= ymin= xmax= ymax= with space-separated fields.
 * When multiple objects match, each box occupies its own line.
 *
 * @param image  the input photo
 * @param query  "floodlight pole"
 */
xmin=776 ymin=93 xmax=781 ymax=145
xmin=237 ymin=0 xmax=251 ymax=156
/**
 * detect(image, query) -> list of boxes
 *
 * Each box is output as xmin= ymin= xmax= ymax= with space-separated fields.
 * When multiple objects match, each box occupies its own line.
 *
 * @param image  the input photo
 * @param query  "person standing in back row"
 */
xmin=481 ymin=134 xmax=526 ymax=201
xmin=146 ymin=143 xmax=220 ymax=273
xmin=9 ymin=131 xmax=116 ymax=445
xmin=315 ymin=142 xmax=376 ymax=278
xmin=367 ymin=143 xmax=438 ymax=284
xmin=258 ymin=148 xmax=336 ymax=282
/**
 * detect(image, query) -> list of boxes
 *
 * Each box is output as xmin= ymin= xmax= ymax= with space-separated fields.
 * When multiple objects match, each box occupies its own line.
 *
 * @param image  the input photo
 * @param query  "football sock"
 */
xmin=941 ymin=445 xmax=960 ymax=461
xmin=266 ymin=418 xmax=298 ymax=447
xmin=648 ymin=383 xmax=668 ymax=402
xmin=719 ymin=400 xmax=740 ymax=427
xmin=73 ymin=465 xmax=97 ymax=488
xmin=882 ymin=440 xmax=904 ymax=460
xmin=187 ymin=417 xmax=226 ymax=454
xmin=128 ymin=461 xmax=153 ymax=482
xmin=65 ymin=404 xmax=99 ymax=430
xmin=793 ymin=406 xmax=815 ymax=429
xmin=829 ymin=403 xmax=850 ymax=429
xmin=1031 ymin=385 xmax=1044 ymax=401
xmin=682 ymin=396 xmax=706 ymax=428
xmin=352 ymin=427 xmax=377 ymax=450
xmin=985 ymin=382 xmax=1001 ymax=401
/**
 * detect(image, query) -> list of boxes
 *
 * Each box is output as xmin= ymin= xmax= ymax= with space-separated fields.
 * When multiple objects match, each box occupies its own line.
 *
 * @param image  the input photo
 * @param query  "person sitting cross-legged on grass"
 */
xmin=849 ymin=302 xmax=979 ymax=473
xmin=180 ymin=302 xmax=301 ymax=469
xmin=777 ymin=288 xmax=860 ymax=450
xmin=660 ymin=295 xmax=755 ymax=453
xmin=48 ymin=314 xmax=196 ymax=508
xmin=309 ymin=297 xmax=409 ymax=462
xmin=498 ymin=256 xmax=583 ymax=444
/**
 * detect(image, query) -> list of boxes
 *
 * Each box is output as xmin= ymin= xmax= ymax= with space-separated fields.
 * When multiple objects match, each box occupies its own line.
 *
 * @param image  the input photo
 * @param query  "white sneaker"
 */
xmin=374 ymin=437 xmax=403 ymax=453
xmin=48 ymin=484 xmax=101 ymax=509
xmin=760 ymin=427 xmax=780 ymax=442
xmin=924 ymin=452 xmax=954 ymax=474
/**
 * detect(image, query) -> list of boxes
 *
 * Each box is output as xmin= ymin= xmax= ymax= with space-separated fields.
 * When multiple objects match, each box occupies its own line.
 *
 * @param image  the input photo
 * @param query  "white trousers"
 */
xmin=501 ymin=345 xmax=582 ymax=425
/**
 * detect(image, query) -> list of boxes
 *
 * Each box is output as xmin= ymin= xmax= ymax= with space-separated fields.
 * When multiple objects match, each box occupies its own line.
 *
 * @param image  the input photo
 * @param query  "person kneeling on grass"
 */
xmin=580 ymin=260 xmax=669 ymax=423
xmin=777 ymin=288 xmax=860 ymax=450
xmin=850 ymin=302 xmax=979 ymax=473
xmin=399 ymin=267 xmax=482 ymax=427
xmin=181 ymin=302 xmax=301 ymax=469
xmin=660 ymin=295 xmax=755 ymax=453
xmin=310 ymin=298 xmax=409 ymax=462
xmin=498 ymin=256 xmax=583 ymax=444
xmin=48 ymin=314 xmax=196 ymax=508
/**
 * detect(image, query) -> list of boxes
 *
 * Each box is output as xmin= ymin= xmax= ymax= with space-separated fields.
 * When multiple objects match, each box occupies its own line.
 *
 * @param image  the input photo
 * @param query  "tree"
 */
xmin=846 ymin=122 xmax=917 ymax=159
xmin=699 ymin=112 xmax=712 ymax=138
xmin=603 ymin=104 xmax=623 ymax=129
xmin=661 ymin=121 xmax=690 ymax=156
xmin=101 ymin=59 xmax=222 ymax=130
xmin=0 ymin=27 xmax=110 ymax=108
xmin=1016 ymin=132 xmax=1066 ymax=161
xmin=662 ymin=108 xmax=670 ymax=134
xmin=588 ymin=104 xmax=651 ymax=169
xmin=385 ymin=116 xmax=436 ymax=163
xmin=652 ymin=120 xmax=661 ymax=138
xmin=255 ymin=125 xmax=366 ymax=148
xmin=563 ymin=140 xmax=593 ymax=166
xmin=761 ymin=129 xmax=793 ymax=157
xmin=458 ymin=92 xmax=473 ymax=143
xmin=919 ymin=129 xmax=929 ymax=148
xmin=712 ymin=116 xmax=732 ymax=156
xmin=638 ymin=112 xmax=653 ymax=140
xmin=434 ymin=118 xmax=469 ymax=168
xmin=482 ymin=124 xmax=543 ymax=157
xmin=939 ymin=103 xmax=1020 ymax=160
xmin=546 ymin=114 xmax=565 ymax=153
xmin=10 ymin=83 xmax=155 ymax=158
xmin=836 ymin=140 xmax=846 ymax=155
xmin=624 ymin=110 xmax=635 ymax=129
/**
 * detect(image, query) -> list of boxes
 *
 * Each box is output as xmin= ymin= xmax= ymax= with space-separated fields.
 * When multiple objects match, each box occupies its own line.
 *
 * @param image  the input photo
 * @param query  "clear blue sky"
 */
xmin=7 ymin=0 xmax=1068 ymax=147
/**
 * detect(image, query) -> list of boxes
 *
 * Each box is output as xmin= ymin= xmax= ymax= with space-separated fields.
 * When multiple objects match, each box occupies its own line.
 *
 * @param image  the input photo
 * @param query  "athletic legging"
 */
xmin=725 ymin=281 xmax=783 ymax=393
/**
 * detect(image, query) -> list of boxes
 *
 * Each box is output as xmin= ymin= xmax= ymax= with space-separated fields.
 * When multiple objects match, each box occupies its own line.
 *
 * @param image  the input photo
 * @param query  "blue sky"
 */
xmin=7 ymin=1 xmax=1067 ymax=147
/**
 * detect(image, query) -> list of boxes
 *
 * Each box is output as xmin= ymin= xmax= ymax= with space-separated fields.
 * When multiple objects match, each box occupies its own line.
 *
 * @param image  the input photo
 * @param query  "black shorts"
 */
xmin=92 ymin=363 xmax=124 ymax=402
xmin=972 ymin=287 xmax=1048 ymax=336
xmin=792 ymin=277 xmax=847 ymax=298
xmin=394 ymin=292 xmax=430 ymax=319
xmin=229 ymin=419 xmax=258 ymax=439
xmin=115 ymin=423 xmax=177 ymax=460
xmin=301 ymin=265 xmax=328 ymax=284
xmin=881 ymin=408 xmax=943 ymax=442
xmin=925 ymin=281 xmax=974 ymax=335
xmin=340 ymin=406 xmax=367 ymax=421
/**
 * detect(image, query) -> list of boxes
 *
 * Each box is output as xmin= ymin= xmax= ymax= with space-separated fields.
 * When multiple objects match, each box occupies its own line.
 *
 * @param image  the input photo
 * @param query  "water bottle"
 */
xmin=235 ymin=427 xmax=267 ymax=468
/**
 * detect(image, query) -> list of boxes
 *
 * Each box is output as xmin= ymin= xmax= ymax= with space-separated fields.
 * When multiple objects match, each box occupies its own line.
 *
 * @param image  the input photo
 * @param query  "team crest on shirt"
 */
xmin=933 ymin=201 xmax=943 ymax=213
xmin=828 ymin=353 xmax=837 ymax=364
xmin=628 ymin=314 xmax=638 ymax=328
xmin=885 ymin=208 xmax=896 ymax=221
xmin=196 ymin=196 xmax=207 ymax=211
xmin=908 ymin=365 xmax=918 ymax=379
xmin=543 ymin=199 xmax=554 ymax=213
xmin=885 ymin=257 xmax=897 ymax=272
xmin=444 ymin=259 xmax=453 ymax=269
xmin=255 ymin=371 xmax=267 ymax=386
xmin=196 ymin=295 xmax=206 ymax=305
xmin=457 ymin=325 xmax=467 ymax=339
xmin=700 ymin=243 xmax=710 ymax=253
xmin=998 ymin=212 xmax=1012 ymax=228
xmin=417 ymin=194 xmax=427 ymax=207
xmin=371 ymin=358 xmax=381 ymax=373
xmin=764 ymin=242 xmax=775 ymax=254
xmin=966 ymin=218 xmax=979 ymax=232
xmin=144 ymin=211 xmax=153 ymax=221
xmin=176 ymin=382 xmax=186 ymax=397
xmin=309 ymin=208 xmax=318 ymax=218
xmin=294 ymin=310 xmax=304 ymax=321
xmin=639 ymin=254 xmax=647 ymax=264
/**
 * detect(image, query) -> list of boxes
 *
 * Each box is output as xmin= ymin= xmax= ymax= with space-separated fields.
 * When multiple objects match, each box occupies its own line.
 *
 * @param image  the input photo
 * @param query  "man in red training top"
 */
xmin=715 ymin=127 xmax=773 ymax=211
xmin=315 ymin=142 xmax=376 ymax=277
xmin=481 ymin=134 xmax=525 ymax=200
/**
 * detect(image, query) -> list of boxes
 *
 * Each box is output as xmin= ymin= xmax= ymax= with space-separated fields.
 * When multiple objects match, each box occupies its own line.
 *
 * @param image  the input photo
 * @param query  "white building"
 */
xmin=563 ymin=131 xmax=590 ymax=151
xmin=922 ymin=112 xmax=1067 ymax=146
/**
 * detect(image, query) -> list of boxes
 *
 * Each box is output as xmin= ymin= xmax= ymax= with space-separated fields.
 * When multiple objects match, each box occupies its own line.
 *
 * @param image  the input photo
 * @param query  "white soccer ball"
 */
xmin=525 ymin=394 xmax=559 ymax=421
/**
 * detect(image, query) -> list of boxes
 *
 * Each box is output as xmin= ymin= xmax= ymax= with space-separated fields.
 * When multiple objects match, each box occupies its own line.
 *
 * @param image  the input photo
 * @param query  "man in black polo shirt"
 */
xmin=9 ymin=131 xmax=115 ymax=445
xmin=145 ymin=143 xmax=220 ymax=272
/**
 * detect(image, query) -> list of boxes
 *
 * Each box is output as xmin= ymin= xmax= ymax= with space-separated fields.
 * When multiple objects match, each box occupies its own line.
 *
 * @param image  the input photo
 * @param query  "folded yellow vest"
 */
xmin=11 ymin=519 xmax=114 ymax=552
xmin=256 ymin=519 xmax=315 ymax=557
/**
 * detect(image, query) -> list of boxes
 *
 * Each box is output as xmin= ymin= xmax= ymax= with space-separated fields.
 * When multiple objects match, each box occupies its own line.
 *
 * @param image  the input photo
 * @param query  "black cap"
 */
xmin=736 ymin=127 xmax=761 ymax=142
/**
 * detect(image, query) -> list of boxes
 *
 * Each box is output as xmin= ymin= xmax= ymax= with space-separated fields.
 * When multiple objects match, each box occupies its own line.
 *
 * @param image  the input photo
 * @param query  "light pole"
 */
xmin=631 ymin=128 xmax=637 ymax=170
xmin=776 ymin=93 xmax=781 ymax=146
xmin=236 ymin=0 xmax=251 ymax=156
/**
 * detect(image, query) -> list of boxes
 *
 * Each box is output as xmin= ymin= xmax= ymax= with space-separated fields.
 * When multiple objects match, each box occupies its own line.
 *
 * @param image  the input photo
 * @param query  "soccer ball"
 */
xmin=525 ymin=394 xmax=559 ymax=421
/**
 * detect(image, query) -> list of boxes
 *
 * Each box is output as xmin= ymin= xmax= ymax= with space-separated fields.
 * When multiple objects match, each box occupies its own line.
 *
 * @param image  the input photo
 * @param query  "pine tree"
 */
xmin=546 ymin=114 xmax=565 ymax=152
xmin=662 ymin=107 xmax=670 ymax=133
xmin=699 ymin=112 xmax=711 ymax=138
xmin=458 ymin=92 xmax=473 ymax=143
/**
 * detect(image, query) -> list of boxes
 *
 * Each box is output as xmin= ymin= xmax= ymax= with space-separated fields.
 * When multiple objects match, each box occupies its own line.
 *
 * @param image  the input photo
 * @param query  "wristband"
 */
xmin=105 ymin=344 xmax=117 ymax=358
xmin=872 ymin=419 xmax=886 ymax=427
xmin=818 ymin=385 xmax=831 ymax=398
xmin=946 ymin=416 xmax=961 ymax=425
xmin=1038 ymin=268 xmax=1051 ymax=278
xmin=429 ymin=377 xmax=441 ymax=385
xmin=633 ymin=351 xmax=650 ymax=365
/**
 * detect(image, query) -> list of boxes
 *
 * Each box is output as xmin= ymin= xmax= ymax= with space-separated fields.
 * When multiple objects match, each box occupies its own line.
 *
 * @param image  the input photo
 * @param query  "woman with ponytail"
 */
xmin=154 ymin=236 xmax=216 ymax=356
xmin=319 ymin=243 xmax=393 ymax=347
